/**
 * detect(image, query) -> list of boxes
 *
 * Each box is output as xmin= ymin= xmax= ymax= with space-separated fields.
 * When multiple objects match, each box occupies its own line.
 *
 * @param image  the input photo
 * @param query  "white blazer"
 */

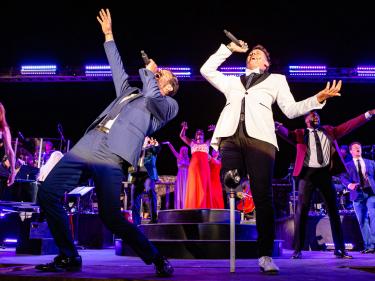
xmin=200 ymin=44 xmax=325 ymax=150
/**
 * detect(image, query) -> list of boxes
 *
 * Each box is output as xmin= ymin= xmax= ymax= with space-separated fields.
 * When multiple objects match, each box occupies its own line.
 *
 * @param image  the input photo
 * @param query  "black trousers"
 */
xmin=132 ymin=171 xmax=158 ymax=226
xmin=219 ymin=122 xmax=276 ymax=257
xmin=293 ymin=166 xmax=345 ymax=251
xmin=37 ymin=129 xmax=158 ymax=264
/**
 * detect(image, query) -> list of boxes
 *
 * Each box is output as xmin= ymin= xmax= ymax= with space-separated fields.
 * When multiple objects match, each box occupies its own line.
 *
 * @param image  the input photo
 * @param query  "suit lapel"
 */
xmin=250 ymin=72 xmax=271 ymax=88
xmin=240 ymin=72 xmax=271 ymax=90
xmin=240 ymin=74 xmax=247 ymax=88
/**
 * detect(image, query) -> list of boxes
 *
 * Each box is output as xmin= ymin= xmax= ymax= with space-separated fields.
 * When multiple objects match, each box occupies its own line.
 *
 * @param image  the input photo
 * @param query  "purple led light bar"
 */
xmin=289 ymin=65 xmax=327 ymax=76
xmin=158 ymin=66 xmax=191 ymax=77
xmin=356 ymin=66 xmax=375 ymax=77
xmin=85 ymin=65 xmax=112 ymax=76
xmin=4 ymin=238 xmax=18 ymax=243
xmin=21 ymin=65 xmax=57 ymax=75
xmin=220 ymin=66 xmax=246 ymax=76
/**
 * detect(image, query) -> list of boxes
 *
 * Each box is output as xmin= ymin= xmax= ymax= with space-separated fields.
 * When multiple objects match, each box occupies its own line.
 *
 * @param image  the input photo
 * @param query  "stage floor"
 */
xmin=1 ymin=247 xmax=374 ymax=280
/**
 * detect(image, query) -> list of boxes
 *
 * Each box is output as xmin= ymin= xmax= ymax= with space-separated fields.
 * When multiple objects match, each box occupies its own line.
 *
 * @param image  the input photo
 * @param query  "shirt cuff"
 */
xmin=365 ymin=111 xmax=373 ymax=120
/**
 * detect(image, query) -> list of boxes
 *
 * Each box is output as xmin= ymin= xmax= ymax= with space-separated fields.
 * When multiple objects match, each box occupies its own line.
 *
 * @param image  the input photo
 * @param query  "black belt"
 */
xmin=96 ymin=125 xmax=110 ymax=133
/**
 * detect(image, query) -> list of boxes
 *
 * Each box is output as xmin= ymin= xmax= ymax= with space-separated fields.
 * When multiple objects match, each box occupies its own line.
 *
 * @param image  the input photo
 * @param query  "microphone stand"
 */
xmin=229 ymin=188 xmax=236 ymax=273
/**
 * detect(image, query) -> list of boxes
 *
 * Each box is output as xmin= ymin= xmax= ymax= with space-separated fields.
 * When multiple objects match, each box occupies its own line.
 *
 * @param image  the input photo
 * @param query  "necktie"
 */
xmin=357 ymin=159 xmax=365 ymax=187
xmin=245 ymin=73 xmax=256 ymax=89
xmin=313 ymin=129 xmax=324 ymax=164
xmin=100 ymin=93 xmax=140 ymax=126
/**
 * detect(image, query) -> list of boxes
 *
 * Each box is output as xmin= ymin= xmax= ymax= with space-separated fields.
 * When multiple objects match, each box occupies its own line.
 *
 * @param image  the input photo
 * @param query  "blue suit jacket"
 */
xmin=86 ymin=41 xmax=178 ymax=167
xmin=340 ymin=158 xmax=375 ymax=201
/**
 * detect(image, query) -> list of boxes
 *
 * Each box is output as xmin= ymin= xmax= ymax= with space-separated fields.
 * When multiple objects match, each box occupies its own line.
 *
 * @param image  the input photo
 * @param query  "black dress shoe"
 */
xmin=35 ymin=255 xmax=82 ymax=272
xmin=360 ymin=248 xmax=375 ymax=254
xmin=153 ymin=255 xmax=174 ymax=277
xmin=334 ymin=249 xmax=353 ymax=259
xmin=291 ymin=250 xmax=302 ymax=259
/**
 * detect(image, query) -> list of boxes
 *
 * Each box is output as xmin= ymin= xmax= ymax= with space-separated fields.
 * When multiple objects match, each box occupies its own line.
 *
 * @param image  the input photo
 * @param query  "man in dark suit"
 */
xmin=35 ymin=9 xmax=178 ymax=277
xmin=340 ymin=142 xmax=375 ymax=253
xmin=132 ymin=137 xmax=161 ymax=225
xmin=276 ymin=109 xmax=374 ymax=259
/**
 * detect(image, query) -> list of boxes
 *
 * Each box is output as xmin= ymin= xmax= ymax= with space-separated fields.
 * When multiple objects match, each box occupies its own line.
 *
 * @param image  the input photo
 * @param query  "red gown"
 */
xmin=209 ymin=157 xmax=224 ymax=208
xmin=184 ymin=141 xmax=213 ymax=208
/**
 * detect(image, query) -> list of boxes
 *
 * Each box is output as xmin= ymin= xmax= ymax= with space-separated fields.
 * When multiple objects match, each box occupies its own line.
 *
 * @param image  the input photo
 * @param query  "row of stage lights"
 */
xmin=17 ymin=64 xmax=375 ymax=78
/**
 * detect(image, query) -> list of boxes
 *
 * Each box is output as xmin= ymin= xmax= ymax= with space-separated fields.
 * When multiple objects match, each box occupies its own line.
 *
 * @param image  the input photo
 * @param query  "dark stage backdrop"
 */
xmin=1 ymin=80 xmax=374 ymax=177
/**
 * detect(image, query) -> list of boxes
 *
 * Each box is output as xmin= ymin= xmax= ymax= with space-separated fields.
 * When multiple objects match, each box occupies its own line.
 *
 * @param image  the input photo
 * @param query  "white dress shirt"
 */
xmin=304 ymin=128 xmax=330 ymax=168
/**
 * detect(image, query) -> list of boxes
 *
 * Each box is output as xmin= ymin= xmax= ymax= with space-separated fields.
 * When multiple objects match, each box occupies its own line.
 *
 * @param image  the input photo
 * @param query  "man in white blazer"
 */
xmin=200 ymin=40 xmax=342 ymax=274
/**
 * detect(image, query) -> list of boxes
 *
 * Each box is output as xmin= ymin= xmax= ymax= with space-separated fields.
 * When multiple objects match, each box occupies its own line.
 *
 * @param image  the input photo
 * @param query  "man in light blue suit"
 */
xmin=340 ymin=142 xmax=375 ymax=254
xmin=36 ymin=9 xmax=178 ymax=277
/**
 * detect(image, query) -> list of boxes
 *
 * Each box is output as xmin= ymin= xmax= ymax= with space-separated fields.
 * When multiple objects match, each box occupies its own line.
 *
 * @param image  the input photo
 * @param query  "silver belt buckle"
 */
xmin=96 ymin=125 xmax=109 ymax=133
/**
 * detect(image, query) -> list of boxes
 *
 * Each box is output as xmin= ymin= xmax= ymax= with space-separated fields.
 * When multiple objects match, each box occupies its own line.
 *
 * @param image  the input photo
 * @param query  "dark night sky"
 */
xmin=1 ymin=1 xmax=375 ymax=177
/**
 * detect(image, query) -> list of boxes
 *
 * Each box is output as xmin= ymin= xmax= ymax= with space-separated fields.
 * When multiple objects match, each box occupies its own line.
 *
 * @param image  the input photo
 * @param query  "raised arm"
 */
xmin=332 ymin=109 xmax=374 ymax=139
xmin=3 ymin=127 xmax=15 ymax=186
xmin=275 ymin=121 xmax=297 ymax=145
xmin=200 ymin=41 xmax=247 ymax=96
xmin=276 ymin=80 xmax=342 ymax=119
xmin=97 ymin=8 xmax=130 ymax=97
xmin=163 ymin=141 xmax=179 ymax=159
xmin=180 ymin=122 xmax=192 ymax=146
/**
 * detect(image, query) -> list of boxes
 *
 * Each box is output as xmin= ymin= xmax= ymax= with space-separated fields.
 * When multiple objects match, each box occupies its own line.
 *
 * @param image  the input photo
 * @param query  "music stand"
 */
xmin=66 ymin=186 xmax=95 ymax=248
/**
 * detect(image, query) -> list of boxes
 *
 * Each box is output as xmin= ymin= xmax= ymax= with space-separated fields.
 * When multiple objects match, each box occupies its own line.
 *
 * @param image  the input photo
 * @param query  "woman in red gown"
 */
xmin=180 ymin=122 xmax=213 ymax=209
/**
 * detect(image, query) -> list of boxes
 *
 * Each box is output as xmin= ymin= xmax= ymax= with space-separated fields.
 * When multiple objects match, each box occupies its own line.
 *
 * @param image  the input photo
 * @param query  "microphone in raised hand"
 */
xmin=141 ymin=50 xmax=150 ymax=66
xmin=224 ymin=29 xmax=248 ymax=51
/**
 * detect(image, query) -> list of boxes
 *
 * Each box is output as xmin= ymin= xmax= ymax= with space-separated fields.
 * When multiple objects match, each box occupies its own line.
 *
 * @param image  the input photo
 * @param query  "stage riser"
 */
xmin=115 ymin=239 xmax=283 ymax=259
xmin=157 ymin=209 xmax=241 ymax=223
xmin=139 ymin=223 xmax=258 ymax=240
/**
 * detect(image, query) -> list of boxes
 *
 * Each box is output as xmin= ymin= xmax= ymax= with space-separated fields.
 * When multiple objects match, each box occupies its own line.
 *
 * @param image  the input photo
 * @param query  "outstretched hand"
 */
xmin=207 ymin=124 xmax=216 ymax=131
xmin=181 ymin=121 xmax=188 ymax=130
xmin=96 ymin=8 xmax=112 ymax=36
xmin=316 ymin=80 xmax=342 ymax=103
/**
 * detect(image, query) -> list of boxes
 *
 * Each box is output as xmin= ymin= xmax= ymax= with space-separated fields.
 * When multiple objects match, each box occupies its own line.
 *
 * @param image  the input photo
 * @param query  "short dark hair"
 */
xmin=168 ymin=73 xmax=179 ymax=96
xmin=252 ymin=44 xmax=271 ymax=66
xmin=349 ymin=141 xmax=362 ymax=150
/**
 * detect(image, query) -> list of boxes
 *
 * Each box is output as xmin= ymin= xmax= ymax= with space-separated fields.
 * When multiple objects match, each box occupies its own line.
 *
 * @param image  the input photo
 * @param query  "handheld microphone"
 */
xmin=57 ymin=123 xmax=65 ymax=142
xmin=18 ymin=131 xmax=25 ymax=141
xmin=141 ymin=50 xmax=150 ymax=65
xmin=224 ymin=29 xmax=242 ymax=47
